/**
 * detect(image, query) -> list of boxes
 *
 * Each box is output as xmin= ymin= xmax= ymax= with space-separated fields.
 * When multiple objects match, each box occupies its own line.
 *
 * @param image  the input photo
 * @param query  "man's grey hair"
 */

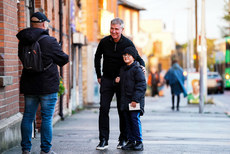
xmin=111 ymin=17 xmax=124 ymax=28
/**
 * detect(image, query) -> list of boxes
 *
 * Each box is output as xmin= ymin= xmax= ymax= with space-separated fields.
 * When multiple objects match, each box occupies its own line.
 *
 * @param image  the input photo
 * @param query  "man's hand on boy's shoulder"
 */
xmin=140 ymin=65 xmax=146 ymax=74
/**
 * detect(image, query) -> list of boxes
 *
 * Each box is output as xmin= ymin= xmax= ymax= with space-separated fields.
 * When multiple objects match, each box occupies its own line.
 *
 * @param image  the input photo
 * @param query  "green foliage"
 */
xmin=58 ymin=77 xmax=65 ymax=96
xmin=223 ymin=15 xmax=230 ymax=21
xmin=179 ymin=39 xmax=216 ymax=71
xmin=181 ymin=43 xmax=188 ymax=49
xmin=206 ymin=39 xmax=216 ymax=71
xmin=221 ymin=0 xmax=230 ymax=37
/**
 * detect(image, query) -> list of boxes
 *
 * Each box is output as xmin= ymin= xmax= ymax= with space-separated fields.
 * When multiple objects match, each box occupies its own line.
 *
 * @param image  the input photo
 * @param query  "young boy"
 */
xmin=116 ymin=46 xmax=146 ymax=151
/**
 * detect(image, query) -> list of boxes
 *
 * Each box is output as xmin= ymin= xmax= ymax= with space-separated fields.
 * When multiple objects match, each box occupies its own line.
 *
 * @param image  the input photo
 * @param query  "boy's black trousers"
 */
xmin=99 ymin=76 xmax=127 ymax=142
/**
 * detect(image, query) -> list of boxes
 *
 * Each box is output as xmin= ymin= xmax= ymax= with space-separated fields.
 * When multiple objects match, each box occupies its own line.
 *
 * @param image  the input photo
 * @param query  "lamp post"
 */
xmin=195 ymin=0 xmax=199 ymax=71
xmin=199 ymin=0 xmax=206 ymax=113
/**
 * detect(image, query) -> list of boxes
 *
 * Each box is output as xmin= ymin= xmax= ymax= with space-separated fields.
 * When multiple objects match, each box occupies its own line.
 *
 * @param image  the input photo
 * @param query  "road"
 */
xmin=208 ymin=89 xmax=230 ymax=114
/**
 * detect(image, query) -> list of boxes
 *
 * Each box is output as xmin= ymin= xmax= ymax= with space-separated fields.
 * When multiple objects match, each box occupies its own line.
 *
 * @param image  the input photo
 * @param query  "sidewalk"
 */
xmin=3 ymin=88 xmax=230 ymax=154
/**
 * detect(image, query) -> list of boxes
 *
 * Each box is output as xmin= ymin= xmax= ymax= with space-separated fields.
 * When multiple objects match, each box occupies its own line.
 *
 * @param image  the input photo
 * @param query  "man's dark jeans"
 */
xmin=99 ymin=76 xmax=127 ymax=142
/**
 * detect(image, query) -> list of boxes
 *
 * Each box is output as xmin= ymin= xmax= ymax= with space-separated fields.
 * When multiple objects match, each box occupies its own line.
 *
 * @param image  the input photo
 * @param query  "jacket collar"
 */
xmin=124 ymin=61 xmax=138 ymax=70
xmin=172 ymin=63 xmax=180 ymax=69
xmin=16 ymin=28 xmax=49 ymax=43
xmin=109 ymin=34 xmax=124 ymax=43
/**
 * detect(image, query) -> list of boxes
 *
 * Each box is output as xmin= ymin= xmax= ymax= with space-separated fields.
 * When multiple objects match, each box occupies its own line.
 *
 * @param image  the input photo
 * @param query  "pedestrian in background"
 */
xmin=17 ymin=12 xmax=69 ymax=154
xmin=157 ymin=71 xmax=165 ymax=96
xmin=94 ymin=17 xmax=145 ymax=150
xmin=164 ymin=59 xmax=187 ymax=111
xmin=118 ymin=47 xmax=146 ymax=151
xmin=157 ymin=63 xmax=165 ymax=96
xmin=147 ymin=67 xmax=159 ymax=97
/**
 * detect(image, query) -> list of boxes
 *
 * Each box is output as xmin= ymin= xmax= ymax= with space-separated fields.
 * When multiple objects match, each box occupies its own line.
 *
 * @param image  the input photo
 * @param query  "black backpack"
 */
xmin=19 ymin=35 xmax=52 ymax=72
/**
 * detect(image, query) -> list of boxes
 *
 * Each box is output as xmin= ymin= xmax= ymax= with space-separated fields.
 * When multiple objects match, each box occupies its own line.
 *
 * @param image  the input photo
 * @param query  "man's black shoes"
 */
xmin=133 ymin=141 xmax=144 ymax=151
xmin=121 ymin=141 xmax=136 ymax=150
xmin=96 ymin=139 xmax=108 ymax=150
xmin=117 ymin=140 xmax=126 ymax=149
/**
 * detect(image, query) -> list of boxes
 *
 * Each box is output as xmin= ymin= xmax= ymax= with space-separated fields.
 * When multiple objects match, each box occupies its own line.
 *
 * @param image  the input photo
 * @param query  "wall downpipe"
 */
xmin=59 ymin=0 xmax=64 ymax=120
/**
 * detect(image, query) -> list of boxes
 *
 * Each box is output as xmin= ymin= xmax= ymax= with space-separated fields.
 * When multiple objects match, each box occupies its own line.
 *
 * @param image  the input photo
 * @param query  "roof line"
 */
xmin=118 ymin=0 xmax=146 ymax=11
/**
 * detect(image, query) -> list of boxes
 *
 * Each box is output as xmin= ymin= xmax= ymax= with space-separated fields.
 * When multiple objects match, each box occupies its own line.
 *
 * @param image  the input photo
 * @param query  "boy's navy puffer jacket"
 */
xmin=120 ymin=61 xmax=146 ymax=115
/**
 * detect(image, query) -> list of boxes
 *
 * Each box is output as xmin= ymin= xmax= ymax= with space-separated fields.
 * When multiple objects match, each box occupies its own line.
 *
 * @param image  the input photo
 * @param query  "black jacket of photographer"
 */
xmin=16 ymin=28 xmax=69 ymax=95
xmin=94 ymin=34 xmax=145 ymax=79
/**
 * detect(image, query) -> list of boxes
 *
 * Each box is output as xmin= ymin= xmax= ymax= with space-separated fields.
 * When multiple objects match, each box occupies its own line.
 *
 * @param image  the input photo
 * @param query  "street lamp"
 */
xmin=199 ymin=0 xmax=206 ymax=113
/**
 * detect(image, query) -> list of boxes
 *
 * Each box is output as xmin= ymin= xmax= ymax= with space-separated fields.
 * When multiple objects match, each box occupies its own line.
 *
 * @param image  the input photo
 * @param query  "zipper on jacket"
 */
xmin=114 ymin=43 xmax=117 ymax=52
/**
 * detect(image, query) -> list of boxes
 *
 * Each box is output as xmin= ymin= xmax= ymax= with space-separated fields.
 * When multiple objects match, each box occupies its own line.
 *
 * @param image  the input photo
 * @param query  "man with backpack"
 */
xmin=16 ymin=12 xmax=69 ymax=154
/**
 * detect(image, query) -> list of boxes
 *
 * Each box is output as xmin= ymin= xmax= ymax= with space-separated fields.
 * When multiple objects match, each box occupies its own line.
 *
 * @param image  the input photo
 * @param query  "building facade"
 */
xmin=140 ymin=19 xmax=175 ymax=71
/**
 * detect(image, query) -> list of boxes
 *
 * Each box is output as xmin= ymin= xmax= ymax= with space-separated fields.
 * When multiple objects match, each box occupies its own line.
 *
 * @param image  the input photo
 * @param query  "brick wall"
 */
xmin=17 ymin=0 xmax=28 ymax=116
xmin=0 ymin=0 xmax=20 ymax=120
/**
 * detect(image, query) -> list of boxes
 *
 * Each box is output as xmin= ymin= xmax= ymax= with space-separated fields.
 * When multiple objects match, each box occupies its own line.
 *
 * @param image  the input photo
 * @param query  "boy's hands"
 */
xmin=131 ymin=101 xmax=137 ymax=107
xmin=115 ymin=77 xmax=120 ymax=83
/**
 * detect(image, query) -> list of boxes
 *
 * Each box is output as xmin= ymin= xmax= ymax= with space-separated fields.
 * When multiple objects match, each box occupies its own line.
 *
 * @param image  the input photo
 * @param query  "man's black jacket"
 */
xmin=16 ymin=28 xmax=69 ymax=95
xmin=94 ymin=34 xmax=145 ymax=79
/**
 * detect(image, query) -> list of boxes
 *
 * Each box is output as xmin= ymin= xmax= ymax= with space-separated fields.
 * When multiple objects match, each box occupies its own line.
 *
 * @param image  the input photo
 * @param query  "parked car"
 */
xmin=207 ymin=72 xmax=224 ymax=94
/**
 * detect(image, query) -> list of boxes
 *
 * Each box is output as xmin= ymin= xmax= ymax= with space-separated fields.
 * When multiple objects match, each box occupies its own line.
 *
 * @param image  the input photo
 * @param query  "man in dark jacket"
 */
xmin=94 ymin=17 xmax=145 ymax=150
xmin=16 ymin=12 xmax=69 ymax=154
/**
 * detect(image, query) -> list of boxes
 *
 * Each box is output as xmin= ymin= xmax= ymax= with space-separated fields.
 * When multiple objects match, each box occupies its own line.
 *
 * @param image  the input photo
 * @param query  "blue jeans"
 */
xmin=21 ymin=93 xmax=58 ymax=152
xmin=123 ymin=111 xmax=143 ymax=142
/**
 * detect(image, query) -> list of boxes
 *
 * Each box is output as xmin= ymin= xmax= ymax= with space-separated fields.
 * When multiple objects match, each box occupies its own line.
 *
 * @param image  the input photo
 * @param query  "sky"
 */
xmin=131 ymin=0 xmax=226 ymax=44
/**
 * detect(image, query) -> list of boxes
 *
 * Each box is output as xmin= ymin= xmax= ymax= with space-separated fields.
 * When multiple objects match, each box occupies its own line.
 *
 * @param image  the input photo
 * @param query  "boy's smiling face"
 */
xmin=123 ymin=53 xmax=134 ymax=65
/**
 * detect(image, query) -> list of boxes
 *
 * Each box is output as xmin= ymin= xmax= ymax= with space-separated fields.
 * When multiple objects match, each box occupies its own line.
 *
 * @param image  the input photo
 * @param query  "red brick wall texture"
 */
xmin=0 ymin=0 xmax=20 ymax=120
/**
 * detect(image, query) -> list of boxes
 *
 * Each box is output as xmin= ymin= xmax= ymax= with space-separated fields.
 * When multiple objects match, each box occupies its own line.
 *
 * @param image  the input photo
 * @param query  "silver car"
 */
xmin=207 ymin=72 xmax=224 ymax=94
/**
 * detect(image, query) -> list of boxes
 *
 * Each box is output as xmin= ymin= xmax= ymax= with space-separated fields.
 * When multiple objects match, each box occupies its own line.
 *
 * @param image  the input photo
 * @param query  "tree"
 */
xmin=221 ymin=0 xmax=230 ymax=37
xmin=206 ymin=39 xmax=216 ymax=71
